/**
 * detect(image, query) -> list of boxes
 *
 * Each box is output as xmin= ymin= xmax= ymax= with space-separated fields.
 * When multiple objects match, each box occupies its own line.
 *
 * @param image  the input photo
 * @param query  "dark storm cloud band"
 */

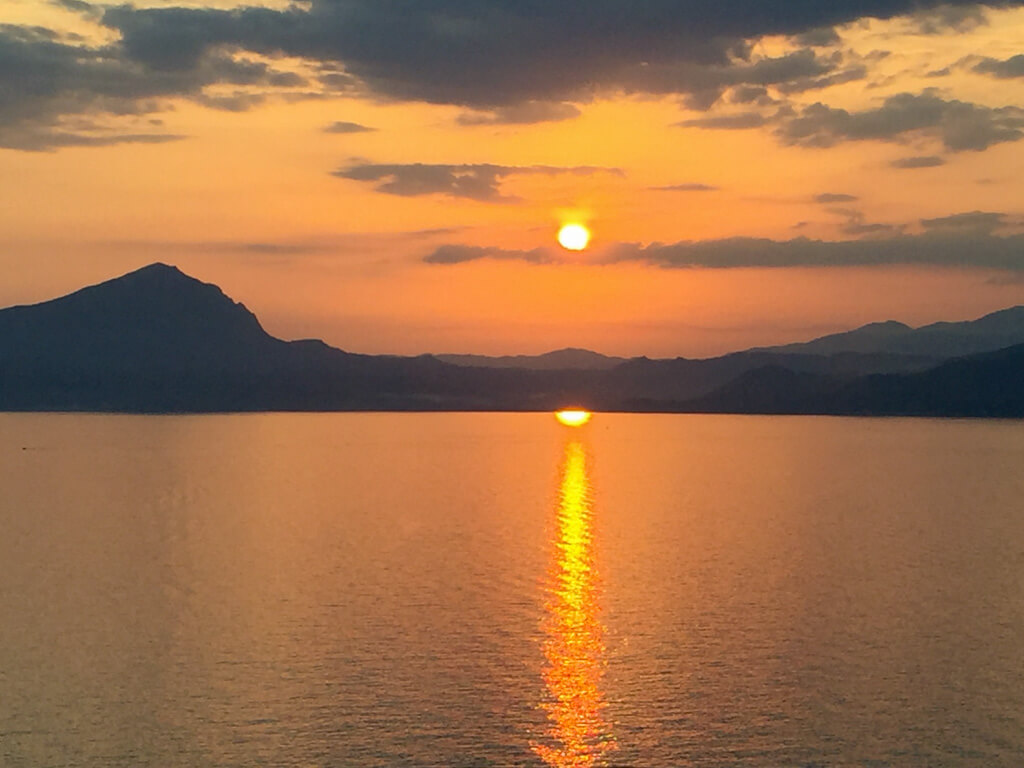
xmin=98 ymin=0 xmax=1022 ymax=109
xmin=424 ymin=212 xmax=1024 ymax=271
xmin=0 ymin=23 xmax=306 ymax=150
xmin=424 ymin=245 xmax=552 ymax=264
xmin=680 ymin=92 xmax=1024 ymax=153
xmin=332 ymin=163 xmax=621 ymax=201
xmin=5 ymin=1 xmax=1024 ymax=150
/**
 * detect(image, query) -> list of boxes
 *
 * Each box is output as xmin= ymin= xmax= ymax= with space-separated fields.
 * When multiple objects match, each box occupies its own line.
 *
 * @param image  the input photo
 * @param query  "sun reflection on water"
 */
xmin=532 ymin=440 xmax=617 ymax=767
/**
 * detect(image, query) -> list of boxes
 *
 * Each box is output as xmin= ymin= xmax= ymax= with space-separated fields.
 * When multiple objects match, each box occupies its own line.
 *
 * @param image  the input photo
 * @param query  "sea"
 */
xmin=2 ymin=412 xmax=1023 ymax=767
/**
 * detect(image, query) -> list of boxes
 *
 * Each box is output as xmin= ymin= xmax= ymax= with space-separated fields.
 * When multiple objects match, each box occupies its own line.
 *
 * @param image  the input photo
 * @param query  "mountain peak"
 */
xmin=0 ymin=262 xmax=277 ymax=370
xmin=862 ymin=320 xmax=912 ymax=332
xmin=135 ymin=261 xmax=181 ymax=275
xmin=111 ymin=262 xmax=196 ymax=288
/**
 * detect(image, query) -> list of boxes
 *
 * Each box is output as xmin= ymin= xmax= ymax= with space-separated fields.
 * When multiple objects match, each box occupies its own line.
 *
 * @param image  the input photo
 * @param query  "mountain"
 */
xmin=0 ymin=263 xmax=1021 ymax=416
xmin=436 ymin=347 xmax=624 ymax=370
xmin=756 ymin=306 xmax=1024 ymax=358
xmin=595 ymin=349 xmax=937 ymax=404
xmin=687 ymin=344 xmax=1024 ymax=418
xmin=0 ymin=263 xmax=283 ymax=373
xmin=0 ymin=264 xmax=578 ymax=412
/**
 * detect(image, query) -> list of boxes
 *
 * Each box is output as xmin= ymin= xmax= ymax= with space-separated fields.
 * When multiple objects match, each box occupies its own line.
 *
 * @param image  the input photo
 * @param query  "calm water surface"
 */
xmin=2 ymin=413 xmax=1024 ymax=767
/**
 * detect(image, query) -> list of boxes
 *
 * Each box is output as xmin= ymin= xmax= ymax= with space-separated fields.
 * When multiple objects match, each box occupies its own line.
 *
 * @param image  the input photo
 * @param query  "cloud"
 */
xmin=920 ymin=210 xmax=1007 ymax=235
xmin=986 ymin=272 xmax=1024 ymax=285
xmin=677 ymin=112 xmax=771 ymax=130
xmin=891 ymin=155 xmax=946 ymax=168
xmin=0 ymin=24 xmax=309 ymax=150
xmin=728 ymin=85 xmax=776 ymax=105
xmin=605 ymin=230 xmax=1024 ymax=270
xmin=670 ymin=49 xmax=848 ymax=109
xmin=426 ymin=213 xmax=1024 ymax=271
xmin=8 ymin=1 xmax=1024 ymax=151
xmin=791 ymin=27 xmax=843 ymax=47
xmin=777 ymin=91 xmax=1024 ymax=151
xmin=51 ymin=0 xmax=101 ymax=20
xmin=971 ymin=53 xmax=1024 ymax=78
xmin=323 ymin=121 xmax=375 ymax=134
xmin=828 ymin=207 xmax=905 ymax=237
xmin=0 ymin=130 xmax=185 ymax=152
xmin=423 ymin=244 xmax=552 ymax=264
xmin=911 ymin=4 xmax=990 ymax=33
xmin=652 ymin=183 xmax=720 ymax=192
xmin=814 ymin=193 xmax=859 ymax=203
xmin=456 ymin=102 xmax=581 ymax=126
xmin=192 ymin=91 xmax=266 ymax=112
xmin=774 ymin=64 xmax=870 ymax=94
xmin=331 ymin=163 xmax=618 ymax=202
xmin=99 ymin=0 xmax=1015 ymax=112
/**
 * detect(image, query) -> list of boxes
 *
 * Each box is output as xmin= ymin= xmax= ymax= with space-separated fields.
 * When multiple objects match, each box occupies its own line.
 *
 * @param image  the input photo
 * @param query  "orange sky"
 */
xmin=2 ymin=1 xmax=1024 ymax=356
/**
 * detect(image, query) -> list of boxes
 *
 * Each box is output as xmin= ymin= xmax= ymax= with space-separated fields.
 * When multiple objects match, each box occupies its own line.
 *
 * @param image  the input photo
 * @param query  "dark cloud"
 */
xmin=332 ymin=163 xmax=618 ymax=202
xmin=51 ymin=0 xmax=102 ymax=19
xmin=920 ymin=210 xmax=1006 ymax=235
xmin=911 ymin=4 xmax=990 ymax=33
xmin=424 ymin=228 xmax=1024 ymax=271
xmin=729 ymin=85 xmax=775 ymax=105
xmin=317 ymin=71 xmax=359 ymax=92
xmin=669 ymin=49 xmax=846 ymax=109
xmin=677 ymin=112 xmax=771 ymax=130
xmin=971 ymin=53 xmax=1024 ymax=78
xmin=652 ymin=183 xmax=720 ymax=192
xmin=774 ymin=64 xmax=869 ymax=94
xmin=0 ymin=24 xmax=308 ymax=150
xmin=8 ymin=1 xmax=1024 ymax=151
xmin=456 ymin=101 xmax=581 ymax=126
xmin=777 ymin=91 xmax=1024 ymax=151
xmin=814 ymin=193 xmax=859 ymax=203
xmin=192 ymin=91 xmax=265 ymax=112
xmin=986 ymin=272 xmax=1024 ymax=285
xmin=100 ymin=0 xmax=1019 ymax=111
xmin=891 ymin=154 xmax=946 ymax=168
xmin=824 ymin=207 xmax=904 ymax=237
xmin=607 ymin=230 xmax=1024 ymax=270
xmin=424 ymin=244 xmax=551 ymax=264
xmin=678 ymin=86 xmax=1023 ymax=158
xmin=792 ymin=27 xmax=843 ymax=47
xmin=324 ymin=120 xmax=375 ymax=133
xmin=1 ymin=130 xmax=184 ymax=151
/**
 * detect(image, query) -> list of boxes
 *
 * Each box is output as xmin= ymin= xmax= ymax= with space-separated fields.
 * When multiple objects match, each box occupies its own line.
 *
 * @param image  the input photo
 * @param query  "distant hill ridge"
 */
xmin=435 ymin=307 xmax=1024 ymax=369
xmin=753 ymin=306 xmax=1024 ymax=358
xmin=1 ymin=263 xmax=1022 ymax=416
xmin=437 ymin=348 xmax=625 ymax=370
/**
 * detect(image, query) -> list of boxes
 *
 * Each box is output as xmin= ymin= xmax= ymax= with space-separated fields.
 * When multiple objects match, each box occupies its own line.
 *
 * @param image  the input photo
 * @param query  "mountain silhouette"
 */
xmin=755 ymin=307 xmax=1024 ymax=358
xmin=687 ymin=344 xmax=1024 ymax=417
xmin=437 ymin=347 xmax=625 ymax=370
xmin=0 ymin=263 xmax=282 ymax=373
xmin=1 ymin=263 xmax=1021 ymax=416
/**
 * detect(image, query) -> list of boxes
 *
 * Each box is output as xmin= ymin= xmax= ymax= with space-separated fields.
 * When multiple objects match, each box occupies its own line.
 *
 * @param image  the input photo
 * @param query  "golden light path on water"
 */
xmin=532 ymin=439 xmax=617 ymax=767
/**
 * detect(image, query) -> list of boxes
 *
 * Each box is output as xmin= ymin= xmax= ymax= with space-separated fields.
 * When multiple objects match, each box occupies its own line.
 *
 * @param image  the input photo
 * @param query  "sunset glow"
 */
xmin=6 ymin=0 xmax=1024 ymax=764
xmin=3 ymin=2 xmax=1024 ymax=357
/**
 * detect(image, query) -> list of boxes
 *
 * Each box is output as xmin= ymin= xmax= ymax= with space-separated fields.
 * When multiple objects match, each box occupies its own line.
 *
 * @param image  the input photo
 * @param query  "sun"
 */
xmin=555 ymin=409 xmax=593 ymax=427
xmin=557 ymin=223 xmax=590 ymax=251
